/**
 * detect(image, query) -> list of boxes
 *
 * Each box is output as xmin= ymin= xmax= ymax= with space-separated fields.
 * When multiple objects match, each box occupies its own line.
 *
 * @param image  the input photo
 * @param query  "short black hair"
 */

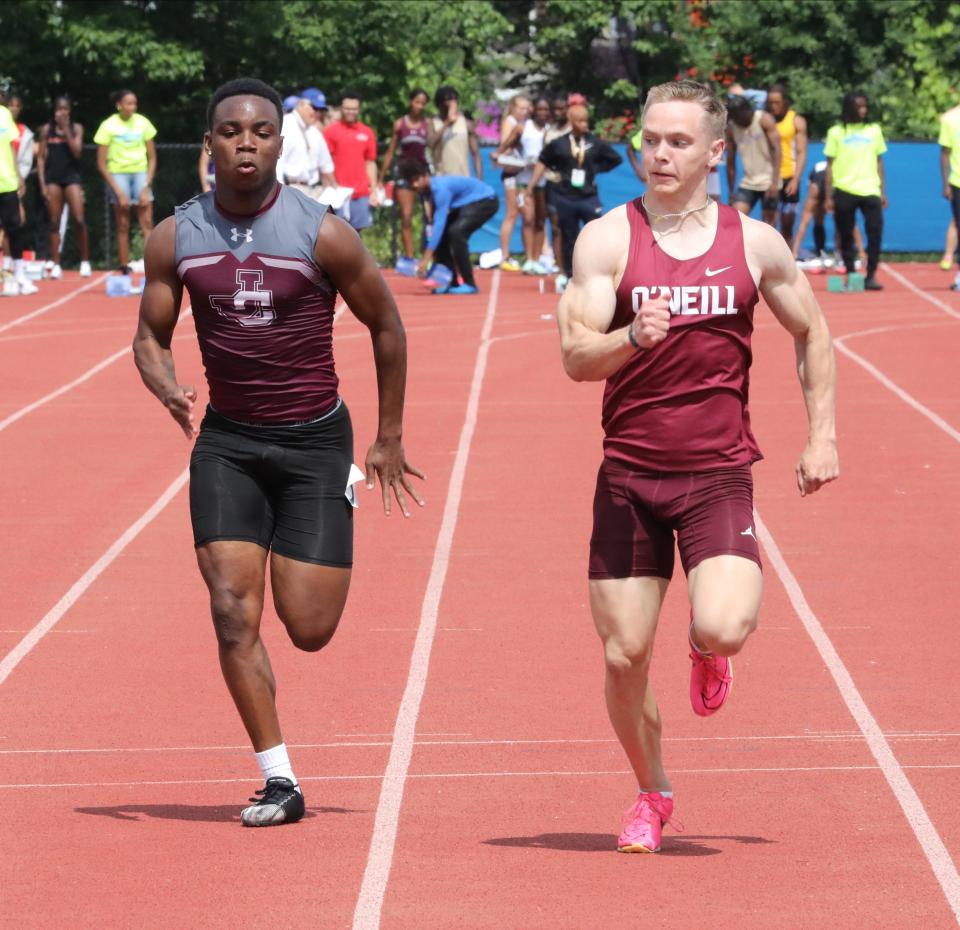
xmin=410 ymin=87 xmax=429 ymax=102
xmin=207 ymin=77 xmax=283 ymax=130
xmin=435 ymin=85 xmax=458 ymax=110
xmin=397 ymin=157 xmax=429 ymax=185
xmin=112 ymin=88 xmax=135 ymax=105
xmin=727 ymin=94 xmax=753 ymax=120
xmin=340 ymin=88 xmax=362 ymax=104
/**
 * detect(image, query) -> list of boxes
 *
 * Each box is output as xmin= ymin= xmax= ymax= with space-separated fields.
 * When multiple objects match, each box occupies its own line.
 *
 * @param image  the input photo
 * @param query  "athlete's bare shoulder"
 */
xmin=574 ymin=203 xmax=630 ymax=279
xmin=144 ymin=216 xmax=177 ymax=275
xmin=736 ymin=211 xmax=793 ymax=283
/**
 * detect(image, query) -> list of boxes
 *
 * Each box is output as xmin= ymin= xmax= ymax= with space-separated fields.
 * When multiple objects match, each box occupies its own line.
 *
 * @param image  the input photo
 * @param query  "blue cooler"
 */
xmin=425 ymin=263 xmax=453 ymax=289
xmin=395 ymin=256 xmax=417 ymax=277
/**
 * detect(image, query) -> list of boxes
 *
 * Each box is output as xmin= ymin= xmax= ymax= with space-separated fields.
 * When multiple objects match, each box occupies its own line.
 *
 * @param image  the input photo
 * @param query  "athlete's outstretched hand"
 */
xmin=163 ymin=384 xmax=198 ymax=439
xmin=632 ymin=294 xmax=671 ymax=350
xmin=365 ymin=438 xmax=425 ymax=517
xmin=795 ymin=438 xmax=839 ymax=497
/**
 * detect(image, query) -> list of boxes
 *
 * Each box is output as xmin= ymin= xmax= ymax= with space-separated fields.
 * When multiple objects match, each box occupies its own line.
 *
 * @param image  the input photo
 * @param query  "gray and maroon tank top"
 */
xmin=398 ymin=115 xmax=428 ymax=166
xmin=602 ymin=200 xmax=762 ymax=472
xmin=175 ymin=184 xmax=338 ymax=424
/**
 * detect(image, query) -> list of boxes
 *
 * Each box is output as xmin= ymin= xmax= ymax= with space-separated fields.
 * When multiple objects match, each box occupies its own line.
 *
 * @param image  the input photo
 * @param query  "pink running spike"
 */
xmin=689 ymin=627 xmax=732 ymax=716
xmin=617 ymin=792 xmax=682 ymax=853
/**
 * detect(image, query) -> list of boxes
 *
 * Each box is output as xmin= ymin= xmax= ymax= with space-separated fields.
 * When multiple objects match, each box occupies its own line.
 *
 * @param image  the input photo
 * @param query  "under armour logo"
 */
xmin=230 ymin=227 xmax=253 ymax=243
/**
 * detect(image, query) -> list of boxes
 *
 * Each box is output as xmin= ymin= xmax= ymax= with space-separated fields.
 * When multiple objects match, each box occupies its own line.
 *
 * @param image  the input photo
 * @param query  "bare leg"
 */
xmin=943 ymin=220 xmax=957 ymax=266
xmin=396 ymin=187 xmax=416 ymax=258
xmin=499 ymin=185 xmax=519 ymax=259
xmin=532 ymin=189 xmax=546 ymax=260
xmin=196 ymin=541 xmax=280 ymax=751
xmin=270 ymin=552 xmax=351 ymax=652
xmin=46 ymin=185 xmax=65 ymax=265
xmin=687 ymin=555 xmax=762 ymax=657
xmin=137 ymin=201 xmax=154 ymax=248
xmin=63 ymin=184 xmax=89 ymax=262
xmin=590 ymin=576 xmax=671 ymax=792
xmin=113 ymin=203 xmax=130 ymax=268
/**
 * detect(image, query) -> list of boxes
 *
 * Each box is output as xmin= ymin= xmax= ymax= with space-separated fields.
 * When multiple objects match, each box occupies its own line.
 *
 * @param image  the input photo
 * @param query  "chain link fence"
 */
xmin=19 ymin=142 xmax=403 ymax=269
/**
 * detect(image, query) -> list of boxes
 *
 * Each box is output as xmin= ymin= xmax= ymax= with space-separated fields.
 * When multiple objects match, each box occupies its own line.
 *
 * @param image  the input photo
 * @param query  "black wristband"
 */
xmin=627 ymin=322 xmax=642 ymax=352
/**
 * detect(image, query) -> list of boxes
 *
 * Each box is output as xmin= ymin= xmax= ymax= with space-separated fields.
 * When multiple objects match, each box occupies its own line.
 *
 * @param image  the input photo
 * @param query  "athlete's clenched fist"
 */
xmin=630 ymin=294 xmax=671 ymax=350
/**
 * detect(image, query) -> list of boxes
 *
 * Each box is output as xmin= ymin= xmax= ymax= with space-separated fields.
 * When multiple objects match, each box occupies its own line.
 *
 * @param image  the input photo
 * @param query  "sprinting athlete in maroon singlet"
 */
xmin=133 ymin=79 xmax=424 ymax=827
xmin=557 ymin=81 xmax=839 ymax=853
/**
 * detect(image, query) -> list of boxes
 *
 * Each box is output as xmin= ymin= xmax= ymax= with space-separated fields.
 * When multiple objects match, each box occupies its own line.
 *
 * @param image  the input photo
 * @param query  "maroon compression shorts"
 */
xmin=588 ymin=460 xmax=762 ymax=580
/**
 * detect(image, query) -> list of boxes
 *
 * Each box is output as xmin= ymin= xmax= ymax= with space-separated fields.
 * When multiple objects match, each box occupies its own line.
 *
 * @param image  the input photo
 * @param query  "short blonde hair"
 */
xmin=642 ymin=80 xmax=726 ymax=140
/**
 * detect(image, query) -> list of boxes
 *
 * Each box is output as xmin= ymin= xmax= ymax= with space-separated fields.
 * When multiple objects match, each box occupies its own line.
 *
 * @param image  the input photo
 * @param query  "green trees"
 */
xmin=2 ymin=0 xmax=958 ymax=140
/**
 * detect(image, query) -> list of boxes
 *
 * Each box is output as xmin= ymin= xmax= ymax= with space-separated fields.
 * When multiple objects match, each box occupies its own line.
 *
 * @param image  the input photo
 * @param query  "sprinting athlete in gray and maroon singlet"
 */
xmin=133 ymin=78 xmax=424 ymax=828
xmin=558 ymin=81 xmax=838 ymax=853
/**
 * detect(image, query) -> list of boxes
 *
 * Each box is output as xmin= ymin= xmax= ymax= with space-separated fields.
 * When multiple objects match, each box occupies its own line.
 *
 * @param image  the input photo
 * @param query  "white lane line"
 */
xmin=11 ymin=762 xmax=960 ymax=791
xmin=352 ymin=271 xmax=501 ymax=930
xmin=880 ymin=262 xmax=960 ymax=321
xmin=833 ymin=331 xmax=960 ymax=445
xmin=6 ymin=730 xmax=959 ymax=756
xmin=0 ymin=275 xmax=109 ymax=334
xmin=0 ymin=307 xmax=193 ymax=434
xmin=755 ymin=511 xmax=960 ymax=922
xmin=0 ymin=468 xmax=190 ymax=686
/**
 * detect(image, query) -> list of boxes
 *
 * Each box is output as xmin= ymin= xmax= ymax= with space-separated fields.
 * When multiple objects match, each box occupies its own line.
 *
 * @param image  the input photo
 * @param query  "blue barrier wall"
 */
xmin=468 ymin=141 xmax=944 ymax=256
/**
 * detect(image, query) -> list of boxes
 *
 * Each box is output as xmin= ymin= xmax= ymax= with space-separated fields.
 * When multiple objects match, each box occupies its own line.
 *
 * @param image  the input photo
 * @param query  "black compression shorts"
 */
xmin=189 ymin=400 xmax=356 ymax=566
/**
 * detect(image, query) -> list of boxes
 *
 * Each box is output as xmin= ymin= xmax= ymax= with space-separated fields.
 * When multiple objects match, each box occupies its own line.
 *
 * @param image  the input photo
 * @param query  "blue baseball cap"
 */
xmin=301 ymin=87 xmax=327 ymax=109
xmin=282 ymin=95 xmax=300 ymax=113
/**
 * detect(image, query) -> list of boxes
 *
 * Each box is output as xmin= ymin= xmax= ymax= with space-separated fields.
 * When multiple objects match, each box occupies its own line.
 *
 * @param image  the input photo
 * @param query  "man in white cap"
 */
xmin=277 ymin=89 xmax=336 ymax=196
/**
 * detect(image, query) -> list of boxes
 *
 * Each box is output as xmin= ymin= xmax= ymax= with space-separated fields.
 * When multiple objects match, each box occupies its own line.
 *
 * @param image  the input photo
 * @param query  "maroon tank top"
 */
xmin=602 ymin=200 xmax=762 ymax=472
xmin=175 ymin=185 xmax=339 ymax=424
xmin=398 ymin=115 xmax=428 ymax=166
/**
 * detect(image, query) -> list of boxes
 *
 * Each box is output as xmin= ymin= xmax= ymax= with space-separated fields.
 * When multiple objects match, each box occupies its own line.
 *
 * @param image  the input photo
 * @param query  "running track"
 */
xmin=1 ymin=262 xmax=958 ymax=928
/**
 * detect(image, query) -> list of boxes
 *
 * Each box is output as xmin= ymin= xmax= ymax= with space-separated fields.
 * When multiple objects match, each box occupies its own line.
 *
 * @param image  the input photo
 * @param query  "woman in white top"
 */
xmin=514 ymin=97 xmax=550 ymax=274
xmin=492 ymin=94 xmax=530 ymax=272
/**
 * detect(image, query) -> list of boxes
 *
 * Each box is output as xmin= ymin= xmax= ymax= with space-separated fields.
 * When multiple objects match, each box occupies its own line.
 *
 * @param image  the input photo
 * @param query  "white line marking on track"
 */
xmin=0 ymin=468 xmax=190 ymax=687
xmin=881 ymin=262 xmax=960 ymax=321
xmin=352 ymin=271 xmax=501 ymax=930
xmin=0 ymin=275 xmax=109 ymax=334
xmin=11 ymin=762 xmax=960 ymax=791
xmin=0 ymin=307 xmax=193 ymax=434
xmin=833 ymin=331 xmax=960 ymax=445
xmin=755 ymin=511 xmax=960 ymax=922
xmin=7 ymin=730 xmax=960 ymax=756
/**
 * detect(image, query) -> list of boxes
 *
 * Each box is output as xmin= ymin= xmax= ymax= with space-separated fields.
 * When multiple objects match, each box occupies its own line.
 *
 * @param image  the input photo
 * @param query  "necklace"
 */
xmin=641 ymin=193 xmax=711 ymax=222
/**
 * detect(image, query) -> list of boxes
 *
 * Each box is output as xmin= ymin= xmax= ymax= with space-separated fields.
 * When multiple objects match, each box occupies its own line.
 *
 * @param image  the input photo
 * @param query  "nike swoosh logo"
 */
xmin=705 ymin=266 xmax=732 ymax=277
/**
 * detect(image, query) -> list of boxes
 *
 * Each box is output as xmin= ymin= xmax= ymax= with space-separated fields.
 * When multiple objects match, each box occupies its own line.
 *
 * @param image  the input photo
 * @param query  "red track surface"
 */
xmin=2 ymin=262 xmax=958 ymax=928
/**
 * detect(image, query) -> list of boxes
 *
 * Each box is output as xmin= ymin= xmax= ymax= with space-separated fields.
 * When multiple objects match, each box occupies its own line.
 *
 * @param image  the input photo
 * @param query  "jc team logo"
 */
xmin=209 ymin=269 xmax=275 ymax=327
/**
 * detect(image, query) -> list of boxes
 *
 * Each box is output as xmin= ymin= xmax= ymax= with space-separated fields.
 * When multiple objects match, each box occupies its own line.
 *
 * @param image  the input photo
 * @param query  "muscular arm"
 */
xmin=68 ymin=123 xmax=84 ymax=159
xmin=792 ymin=115 xmax=808 ymax=188
xmin=467 ymin=120 xmax=483 ymax=178
xmin=145 ymin=138 xmax=157 ymax=188
xmin=132 ymin=217 xmax=197 ymax=438
xmin=750 ymin=220 xmax=839 ymax=495
xmin=36 ymin=128 xmax=48 ymax=196
xmin=726 ymin=131 xmax=738 ymax=199
xmin=760 ymin=112 xmax=782 ymax=195
xmin=557 ymin=213 xmax=669 ymax=382
xmin=314 ymin=214 xmax=424 ymax=515
xmin=378 ymin=119 xmax=401 ymax=186
xmin=878 ymin=156 xmax=887 ymax=208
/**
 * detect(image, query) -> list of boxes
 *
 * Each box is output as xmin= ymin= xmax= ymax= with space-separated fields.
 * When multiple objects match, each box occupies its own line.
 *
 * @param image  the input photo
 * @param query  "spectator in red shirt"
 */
xmin=323 ymin=89 xmax=379 ymax=232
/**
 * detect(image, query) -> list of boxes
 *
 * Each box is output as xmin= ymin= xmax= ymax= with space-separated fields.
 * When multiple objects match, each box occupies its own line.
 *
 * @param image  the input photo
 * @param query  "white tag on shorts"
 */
xmin=344 ymin=463 xmax=365 ymax=508
xmin=570 ymin=168 xmax=586 ymax=188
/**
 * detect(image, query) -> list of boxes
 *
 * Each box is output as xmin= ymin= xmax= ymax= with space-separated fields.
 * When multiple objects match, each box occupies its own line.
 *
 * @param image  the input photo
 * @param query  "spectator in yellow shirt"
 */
xmin=824 ymin=91 xmax=886 ymax=290
xmin=938 ymin=103 xmax=960 ymax=288
xmin=94 ymin=89 xmax=157 ymax=272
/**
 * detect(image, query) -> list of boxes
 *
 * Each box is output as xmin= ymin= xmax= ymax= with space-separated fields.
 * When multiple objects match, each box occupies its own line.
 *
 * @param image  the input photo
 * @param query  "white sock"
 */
xmin=14 ymin=258 xmax=26 ymax=281
xmin=255 ymin=743 xmax=300 ymax=792
xmin=639 ymin=788 xmax=673 ymax=798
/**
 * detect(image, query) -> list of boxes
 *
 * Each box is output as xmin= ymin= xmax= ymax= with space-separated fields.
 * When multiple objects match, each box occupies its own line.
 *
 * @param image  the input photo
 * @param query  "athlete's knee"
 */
xmin=602 ymin=634 xmax=654 ymax=678
xmin=279 ymin=607 xmax=344 ymax=653
xmin=694 ymin=611 xmax=757 ymax=657
xmin=209 ymin=587 xmax=261 ymax=650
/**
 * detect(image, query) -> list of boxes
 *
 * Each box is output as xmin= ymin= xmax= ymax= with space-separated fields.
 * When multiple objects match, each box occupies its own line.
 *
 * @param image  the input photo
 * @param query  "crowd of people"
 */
xmin=1 ymin=78 xmax=959 ymax=297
